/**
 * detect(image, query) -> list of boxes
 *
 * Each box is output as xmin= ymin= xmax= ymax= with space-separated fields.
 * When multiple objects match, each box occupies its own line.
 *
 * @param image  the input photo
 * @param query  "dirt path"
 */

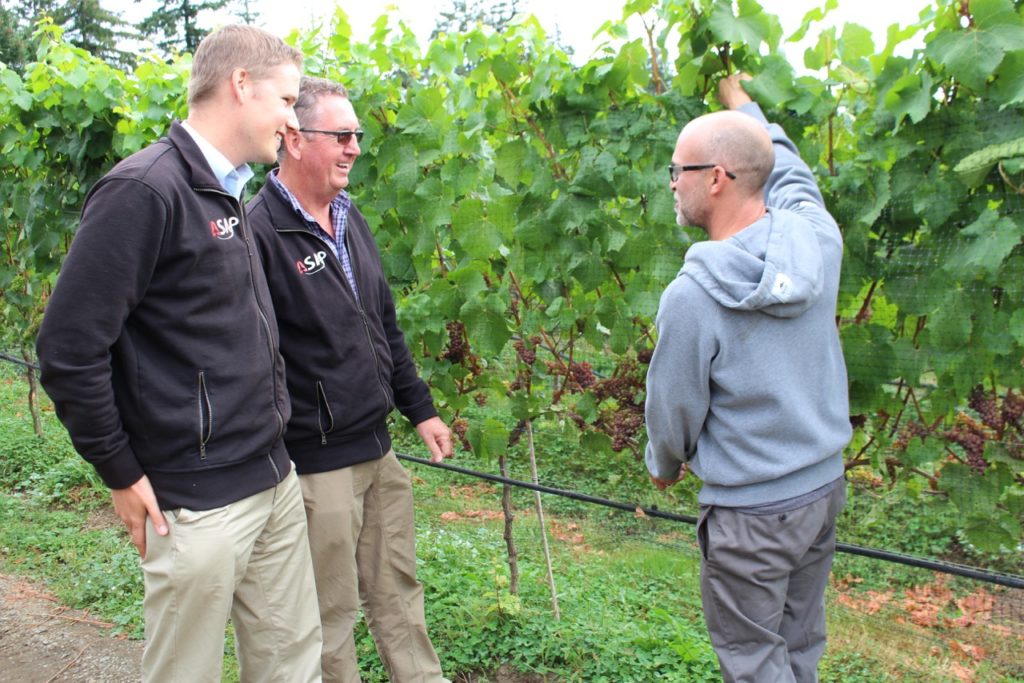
xmin=0 ymin=573 xmax=142 ymax=682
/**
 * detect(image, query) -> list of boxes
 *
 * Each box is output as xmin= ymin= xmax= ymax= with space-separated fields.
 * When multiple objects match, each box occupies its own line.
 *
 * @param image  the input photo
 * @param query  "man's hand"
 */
xmin=650 ymin=464 xmax=687 ymax=491
xmin=415 ymin=416 xmax=454 ymax=463
xmin=718 ymin=72 xmax=753 ymax=110
xmin=110 ymin=475 xmax=168 ymax=558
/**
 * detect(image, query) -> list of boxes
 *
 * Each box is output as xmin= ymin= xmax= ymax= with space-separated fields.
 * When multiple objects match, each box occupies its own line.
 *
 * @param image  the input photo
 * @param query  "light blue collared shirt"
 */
xmin=180 ymin=120 xmax=254 ymax=199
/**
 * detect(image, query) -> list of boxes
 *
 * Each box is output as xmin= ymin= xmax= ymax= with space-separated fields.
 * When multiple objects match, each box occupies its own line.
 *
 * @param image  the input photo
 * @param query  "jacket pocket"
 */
xmin=316 ymin=380 xmax=335 ymax=445
xmin=197 ymin=370 xmax=213 ymax=459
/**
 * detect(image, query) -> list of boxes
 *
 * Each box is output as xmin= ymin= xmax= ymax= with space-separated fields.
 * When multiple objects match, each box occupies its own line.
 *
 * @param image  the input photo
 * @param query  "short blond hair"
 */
xmin=188 ymin=25 xmax=303 ymax=107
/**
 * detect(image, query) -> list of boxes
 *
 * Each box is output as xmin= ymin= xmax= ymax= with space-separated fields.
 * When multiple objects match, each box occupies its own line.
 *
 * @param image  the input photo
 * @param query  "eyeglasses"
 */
xmin=299 ymin=128 xmax=364 ymax=145
xmin=668 ymin=164 xmax=737 ymax=182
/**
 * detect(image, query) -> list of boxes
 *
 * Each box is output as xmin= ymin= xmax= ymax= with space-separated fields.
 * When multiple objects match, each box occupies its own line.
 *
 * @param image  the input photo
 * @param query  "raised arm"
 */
xmin=718 ymin=74 xmax=828 ymax=213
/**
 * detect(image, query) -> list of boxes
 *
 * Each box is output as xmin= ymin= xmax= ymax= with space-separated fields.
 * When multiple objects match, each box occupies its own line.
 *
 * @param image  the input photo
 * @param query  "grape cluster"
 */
xmin=451 ymin=417 xmax=470 ymax=451
xmin=544 ymin=360 xmax=597 ymax=394
xmin=968 ymin=385 xmax=1003 ymax=432
xmin=441 ymin=320 xmax=481 ymax=374
xmin=636 ymin=348 xmax=653 ymax=365
xmin=514 ymin=338 xmax=536 ymax=366
xmin=604 ymin=408 xmax=644 ymax=453
xmin=442 ymin=320 xmax=468 ymax=365
xmin=591 ymin=360 xmax=648 ymax=455
xmin=892 ymin=419 xmax=930 ymax=452
xmin=1003 ymin=389 xmax=1023 ymax=429
xmin=571 ymin=362 xmax=597 ymax=390
xmin=508 ymin=420 xmax=526 ymax=448
xmin=593 ymin=363 xmax=644 ymax=404
xmin=942 ymin=423 xmax=988 ymax=473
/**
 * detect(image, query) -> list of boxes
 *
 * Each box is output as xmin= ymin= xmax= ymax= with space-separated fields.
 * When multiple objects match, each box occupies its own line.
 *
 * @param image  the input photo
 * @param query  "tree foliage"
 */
xmin=0 ymin=0 xmax=132 ymax=69
xmin=0 ymin=3 xmax=33 ymax=69
xmin=136 ymin=0 xmax=229 ymax=53
xmin=1 ymin=0 xmax=1022 ymax=561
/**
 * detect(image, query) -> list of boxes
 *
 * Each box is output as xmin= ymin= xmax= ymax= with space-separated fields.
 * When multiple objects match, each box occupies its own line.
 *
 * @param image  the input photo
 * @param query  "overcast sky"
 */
xmin=111 ymin=0 xmax=928 ymax=67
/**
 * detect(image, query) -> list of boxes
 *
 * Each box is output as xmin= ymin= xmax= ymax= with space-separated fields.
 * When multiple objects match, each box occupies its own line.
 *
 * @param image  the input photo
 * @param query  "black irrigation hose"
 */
xmin=0 ymin=352 xmax=39 ymax=371
xmin=0 ymin=353 xmax=1020 ymax=590
xmin=396 ymin=452 xmax=1024 ymax=590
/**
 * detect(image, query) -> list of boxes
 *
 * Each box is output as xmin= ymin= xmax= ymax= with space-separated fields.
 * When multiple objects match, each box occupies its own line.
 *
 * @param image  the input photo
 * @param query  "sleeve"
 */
xmin=381 ymin=280 xmax=439 ymax=427
xmin=644 ymin=277 xmax=716 ymax=481
xmin=737 ymin=102 xmax=829 ymax=213
xmin=36 ymin=177 xmax=167 ymax=490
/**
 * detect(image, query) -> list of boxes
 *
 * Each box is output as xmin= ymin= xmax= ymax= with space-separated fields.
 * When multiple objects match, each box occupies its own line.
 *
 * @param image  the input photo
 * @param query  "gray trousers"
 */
xmin=697 ymin=483 xmax=846 ymax=683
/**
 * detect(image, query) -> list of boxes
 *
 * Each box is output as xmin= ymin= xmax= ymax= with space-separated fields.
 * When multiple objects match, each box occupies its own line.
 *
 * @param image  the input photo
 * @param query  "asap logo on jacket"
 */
xmin=210 ymin=215 xmax=238 ymax=239
xmin=296 ymin=249 xmax=329 ymax=275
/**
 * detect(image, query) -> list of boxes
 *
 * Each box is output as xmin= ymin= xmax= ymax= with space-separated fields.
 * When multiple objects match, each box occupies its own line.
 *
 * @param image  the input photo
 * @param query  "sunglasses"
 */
xmin=299 ymin=128 xmax=365 ymax=145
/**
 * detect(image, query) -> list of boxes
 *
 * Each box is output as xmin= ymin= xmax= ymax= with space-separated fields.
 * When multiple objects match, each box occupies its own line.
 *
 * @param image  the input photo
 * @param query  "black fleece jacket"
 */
xmin=247 ymin=179 xmax=437 ymax=474
xmin=36 ymin=122 xmax=292 ymax=510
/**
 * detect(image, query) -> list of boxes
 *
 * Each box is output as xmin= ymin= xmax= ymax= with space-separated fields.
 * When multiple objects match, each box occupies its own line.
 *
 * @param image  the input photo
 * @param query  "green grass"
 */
xmin=1 ymin=366 xmax=1021 ymax=682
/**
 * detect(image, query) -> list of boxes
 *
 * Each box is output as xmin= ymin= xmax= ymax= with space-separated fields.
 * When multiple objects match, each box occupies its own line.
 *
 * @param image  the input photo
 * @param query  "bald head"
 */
xmin=678 ymin=111 xmax=774 ymax=197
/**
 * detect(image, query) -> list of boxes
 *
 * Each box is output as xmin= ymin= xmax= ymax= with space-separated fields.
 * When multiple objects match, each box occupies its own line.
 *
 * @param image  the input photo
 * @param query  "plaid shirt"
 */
xmin=269 ymin=170 xmax=359 ymax=301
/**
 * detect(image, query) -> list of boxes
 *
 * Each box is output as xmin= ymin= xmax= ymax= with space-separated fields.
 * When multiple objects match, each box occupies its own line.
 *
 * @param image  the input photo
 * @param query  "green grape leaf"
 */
xmin=789 ymin=0 xmax=838 ymax=43
xmin=925 ymin=28 xmax=1007 ymax=91
xmin=926 ymin=293 xmax=973 ymax=348
xmin=962 ymin=513 xmax=1021 ymax=553
xmin=453 ymin=198 xmax=503 ymax=260
xmin=837 ymin=23 xmax=874 ymax=63
xmin=460 ymin=294 xmax=510 ymax=357
xmin=744 ymin=56 xmax=798 ymax=107
xmin=939 ymin=463 xmax=995 ymax=514
xmin=882 ymin=71 xmax=933 ymax=128
xmin=1010 ymin=307 xmax=1024 ymax=346
xmin=466 ymin=417 xmax=510 ymax=461
xmin=943 ymin=212 xmax=1020 ymax=277
xmin=953 ymin=137 xmax=1024 ymax=187
xmin=900 ymin=438 xmax=940 ymax=468
xmin=708 ymin=0 xmax=773 ymax=49
xmin=994 ymin=51 xmax=1024 ymax=106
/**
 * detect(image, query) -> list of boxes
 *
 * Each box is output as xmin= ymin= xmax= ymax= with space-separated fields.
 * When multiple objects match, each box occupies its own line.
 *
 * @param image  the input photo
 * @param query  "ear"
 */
xmin=228 ymin=68 xmax=249 ymax=104
xmin=707 ymin=166 xmax=730 ymax=196
xmin=281 ymin=127 xmax=304 ymax=160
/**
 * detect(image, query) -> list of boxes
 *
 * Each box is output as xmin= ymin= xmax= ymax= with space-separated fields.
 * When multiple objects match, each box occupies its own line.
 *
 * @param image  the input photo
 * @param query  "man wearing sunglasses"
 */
xmin=644 ymin=73 xmax=851 ymax=683
xmin=247 ymin=76 xmax=453 ymax=683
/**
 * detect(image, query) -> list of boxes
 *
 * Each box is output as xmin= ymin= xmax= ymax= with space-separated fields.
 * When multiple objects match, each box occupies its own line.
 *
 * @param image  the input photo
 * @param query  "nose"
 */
xmin=284 ymin=108 xmax=299 ymax=133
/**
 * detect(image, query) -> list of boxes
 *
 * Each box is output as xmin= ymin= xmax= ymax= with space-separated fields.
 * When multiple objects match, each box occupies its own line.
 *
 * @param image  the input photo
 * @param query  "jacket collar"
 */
xmin=255 ymin=174 xmax=314 ymax=232
xmin=167 ymin=121 xmax=230 ymax=193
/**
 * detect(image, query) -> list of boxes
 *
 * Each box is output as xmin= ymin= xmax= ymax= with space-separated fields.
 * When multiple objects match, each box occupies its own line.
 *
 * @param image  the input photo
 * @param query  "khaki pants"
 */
xmin=300 ymin=450 xmax=448 ymax=683
xmin=698 ymin=483 xmax=847 ymax=683
xmin=141 ymin=469 xmax=323 ymax=683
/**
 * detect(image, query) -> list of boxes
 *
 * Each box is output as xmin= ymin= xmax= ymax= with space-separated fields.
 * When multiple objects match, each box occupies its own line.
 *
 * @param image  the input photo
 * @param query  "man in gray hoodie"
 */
xmin=644 ymin=74 xmax=851 ymax=683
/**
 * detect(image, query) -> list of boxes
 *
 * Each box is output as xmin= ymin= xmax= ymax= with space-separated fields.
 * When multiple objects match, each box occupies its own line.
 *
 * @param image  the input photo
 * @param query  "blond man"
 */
xmin=37 ymin=25 xmax=322 ymax=682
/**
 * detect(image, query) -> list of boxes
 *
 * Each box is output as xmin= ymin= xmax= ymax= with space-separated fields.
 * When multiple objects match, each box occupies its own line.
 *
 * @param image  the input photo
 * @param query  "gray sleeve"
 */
xmin=737 ymin=102 xmax=828 ymax=212
xmin=644 ymin=277 xmax=716 ymax=480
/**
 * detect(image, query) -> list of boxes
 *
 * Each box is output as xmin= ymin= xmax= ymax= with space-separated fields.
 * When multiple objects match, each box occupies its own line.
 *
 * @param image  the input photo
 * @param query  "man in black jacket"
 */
xmin=36 ymin=26 xmax=322 ymax=682
xmin=248 ymin=77 xmax=452 ymax=683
